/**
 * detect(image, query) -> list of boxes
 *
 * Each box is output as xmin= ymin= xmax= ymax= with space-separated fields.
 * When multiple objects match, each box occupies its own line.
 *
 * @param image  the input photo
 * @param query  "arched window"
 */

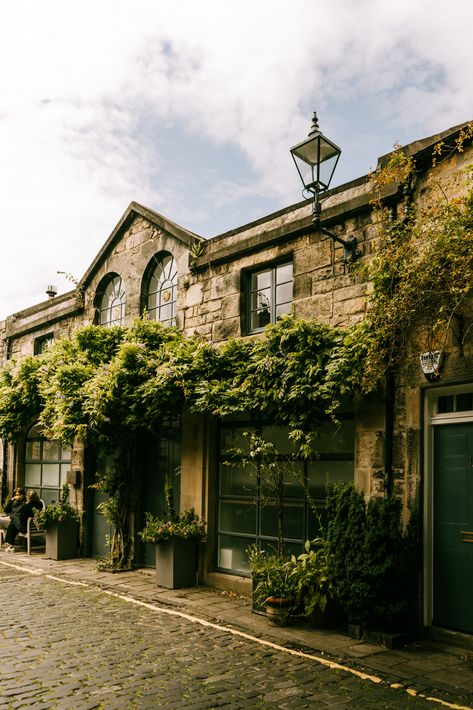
xmin=144 ymin=253 xmax=177 ymax=326
xmin=25 ymin=424 xmax=71 ymax=505
xmin=97 ymin=274 xmax=125 ymax=327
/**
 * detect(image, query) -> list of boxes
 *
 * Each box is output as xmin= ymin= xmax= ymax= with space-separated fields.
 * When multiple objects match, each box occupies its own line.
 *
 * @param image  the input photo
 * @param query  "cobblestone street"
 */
xmin=0 ymin=564 xmax=462 ymax=710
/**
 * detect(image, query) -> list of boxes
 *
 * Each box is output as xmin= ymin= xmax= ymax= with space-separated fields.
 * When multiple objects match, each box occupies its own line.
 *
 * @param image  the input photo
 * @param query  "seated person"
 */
xmin=3 ymin=490 xmax=43 ymax=552
xmin=0 ymin=487 xmax=26 ymax=534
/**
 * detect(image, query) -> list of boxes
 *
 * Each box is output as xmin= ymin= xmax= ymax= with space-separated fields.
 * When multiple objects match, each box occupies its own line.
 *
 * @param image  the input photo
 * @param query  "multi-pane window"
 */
xmin=217 ymin=417 xmax=354 ymax=575
xmin=437 ymin=392 xmax=473 ymax=414
xmin=248 ymin=262 xmax=293 ymax=333
xmin=145 ymin=254 xmax=177 ymax=326
xmin=25 ymin=424 xmax=71 ymax=505
xmin=98 ymin=275 xmax=125 ymax=327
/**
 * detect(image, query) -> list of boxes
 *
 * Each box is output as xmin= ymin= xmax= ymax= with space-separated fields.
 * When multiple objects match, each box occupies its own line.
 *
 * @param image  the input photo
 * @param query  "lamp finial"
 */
xmin=309 ymin=111 xmax=320 ymax=136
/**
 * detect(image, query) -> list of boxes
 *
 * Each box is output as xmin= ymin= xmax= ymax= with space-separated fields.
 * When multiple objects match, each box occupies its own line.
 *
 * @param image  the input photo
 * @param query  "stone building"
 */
xmin=1 ymin=122 xmax=472 ymax=637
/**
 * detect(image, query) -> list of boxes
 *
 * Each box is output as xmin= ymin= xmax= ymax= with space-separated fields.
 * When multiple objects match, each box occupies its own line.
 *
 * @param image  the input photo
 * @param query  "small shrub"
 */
xmin=326 ymin=482 xmax=420 ymax=629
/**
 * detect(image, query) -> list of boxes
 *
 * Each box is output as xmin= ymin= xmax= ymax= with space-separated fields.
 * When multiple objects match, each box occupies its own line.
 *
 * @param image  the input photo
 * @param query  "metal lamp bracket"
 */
xmin=312 ymin=199 xmax=360 ymax=264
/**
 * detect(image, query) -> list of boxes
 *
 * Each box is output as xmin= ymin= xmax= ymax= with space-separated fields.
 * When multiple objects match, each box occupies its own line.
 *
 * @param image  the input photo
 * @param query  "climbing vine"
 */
xmin=0 ymin=125 xmax=472 ymax=568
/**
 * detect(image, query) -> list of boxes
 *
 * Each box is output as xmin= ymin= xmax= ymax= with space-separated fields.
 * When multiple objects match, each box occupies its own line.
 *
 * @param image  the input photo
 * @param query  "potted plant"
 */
xmin=139 ymin=507 xmax=205 ymax=589
xmin=34 ymin=483 xmax=79 ymax=560
xmin=289 ymin=539 xmax=338 ymax=627
xmin=247 ymin=546 xmax=297 ymax=626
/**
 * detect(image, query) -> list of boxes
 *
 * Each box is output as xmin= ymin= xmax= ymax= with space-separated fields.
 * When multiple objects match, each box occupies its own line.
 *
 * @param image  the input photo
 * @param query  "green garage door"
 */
xmin=434 ymin=424 xmax=473 ymax=633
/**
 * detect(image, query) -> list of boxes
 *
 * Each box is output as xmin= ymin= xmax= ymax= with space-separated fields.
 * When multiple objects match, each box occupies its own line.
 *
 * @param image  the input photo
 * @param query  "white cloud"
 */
xmin=0 ymin=0 xmax=472 ymax=318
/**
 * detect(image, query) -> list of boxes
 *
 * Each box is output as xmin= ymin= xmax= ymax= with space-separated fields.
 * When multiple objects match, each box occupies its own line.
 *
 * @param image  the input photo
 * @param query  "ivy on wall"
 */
xmin=0 ymin=127 xmax=471 ymax=568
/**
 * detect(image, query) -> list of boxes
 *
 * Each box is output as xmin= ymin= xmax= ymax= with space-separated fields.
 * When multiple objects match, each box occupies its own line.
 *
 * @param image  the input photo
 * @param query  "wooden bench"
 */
xmin=0 ymin=500 xmax=46 ymax=554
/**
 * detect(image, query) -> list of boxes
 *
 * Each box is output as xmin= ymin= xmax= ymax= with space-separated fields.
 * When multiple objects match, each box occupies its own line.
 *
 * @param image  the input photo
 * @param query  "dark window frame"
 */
xmin=215 ymin=415 xmax=355 ymax=576
xmin=244 ymin=259 xmax=293 ymax=334
xmin=140 ymin=251 xmax=178 ymax=327
xmin=94 ymin=273 xmax=125 ymax=328
xmin=34 ymin=333 xmax=54 ymax=355
xmin=24 ymin=423 xmax=71 ymax=505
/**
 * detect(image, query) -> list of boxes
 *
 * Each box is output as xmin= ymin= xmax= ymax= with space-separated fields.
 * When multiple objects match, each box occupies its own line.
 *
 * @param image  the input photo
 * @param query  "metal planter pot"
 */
xmin=45 ymin=519 xmax=78 ymax=560
xmin=155 ymin=538 xmax=197 ymax=589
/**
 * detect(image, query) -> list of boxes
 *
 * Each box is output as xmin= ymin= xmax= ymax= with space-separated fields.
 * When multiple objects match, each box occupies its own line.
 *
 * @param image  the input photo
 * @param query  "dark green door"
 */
xmin=434 ymin=424 xmax=473 ymax=633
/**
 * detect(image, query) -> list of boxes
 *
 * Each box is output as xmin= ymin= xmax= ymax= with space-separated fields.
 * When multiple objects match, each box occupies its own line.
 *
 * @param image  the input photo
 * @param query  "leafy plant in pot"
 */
xmin=34 ymin=483 xmax=80 ymax=560
xmin=247 ymin=546 xmax=298 ymax=626
xmin=139 ymin=478 xmax=206 ymax=589
xmin=289 ymin=539 xmax=338 ymax=627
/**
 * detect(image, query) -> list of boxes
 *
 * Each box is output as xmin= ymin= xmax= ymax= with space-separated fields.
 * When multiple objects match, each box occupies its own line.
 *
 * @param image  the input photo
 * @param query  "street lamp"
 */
xmin=290 ymin=112 xmax=360 ymax=262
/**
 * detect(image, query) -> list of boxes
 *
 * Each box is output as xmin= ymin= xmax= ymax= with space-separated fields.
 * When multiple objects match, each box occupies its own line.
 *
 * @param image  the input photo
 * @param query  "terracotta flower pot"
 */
xmin=264 ymin=596 xmax=291 ymax=626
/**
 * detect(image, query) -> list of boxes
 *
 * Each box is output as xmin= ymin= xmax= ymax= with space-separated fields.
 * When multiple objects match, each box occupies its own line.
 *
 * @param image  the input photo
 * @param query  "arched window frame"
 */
xmin=141 ymin=252 xmax=177 ymax=327
xmin=95 ymin=273 xmax=125 ymax=327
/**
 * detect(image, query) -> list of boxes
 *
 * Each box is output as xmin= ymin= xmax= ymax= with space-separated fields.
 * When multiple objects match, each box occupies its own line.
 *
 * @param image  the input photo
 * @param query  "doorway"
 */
xmin=433 ymin=423 xmax=473 ymax=633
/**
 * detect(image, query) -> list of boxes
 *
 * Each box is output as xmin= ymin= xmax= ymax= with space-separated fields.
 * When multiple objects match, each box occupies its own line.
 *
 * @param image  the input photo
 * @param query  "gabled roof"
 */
xmin=80 ymin=201 xmax=203 ymax=289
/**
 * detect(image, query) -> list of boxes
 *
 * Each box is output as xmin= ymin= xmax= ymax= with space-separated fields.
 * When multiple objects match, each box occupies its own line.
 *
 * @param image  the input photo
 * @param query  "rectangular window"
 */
xmin=437 ymin=392 xmax=473 ymax=414
xmin=34 ymin=333 xmax=54 ymax=355
xmin=247 ymin=262 xmax=293 ymax=333
xmin=216 ymin=416 xmax=354 ymax=575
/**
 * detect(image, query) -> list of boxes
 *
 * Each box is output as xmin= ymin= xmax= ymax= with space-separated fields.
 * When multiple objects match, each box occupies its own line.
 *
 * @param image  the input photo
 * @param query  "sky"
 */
xmin=0 ymin=0 xmax=472 ymax=319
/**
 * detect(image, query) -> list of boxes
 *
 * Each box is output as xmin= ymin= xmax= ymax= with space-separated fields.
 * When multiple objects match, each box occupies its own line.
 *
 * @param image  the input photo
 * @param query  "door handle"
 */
xmin=460 ymin=531 xmax=473 ymax=543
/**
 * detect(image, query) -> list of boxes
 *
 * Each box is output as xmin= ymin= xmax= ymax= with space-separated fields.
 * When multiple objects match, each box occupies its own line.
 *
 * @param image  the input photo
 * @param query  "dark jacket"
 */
xmin=14 ymin=500 xmax=43 ymax=533
xmin=3 ymin=497 xmax=26 ymax=518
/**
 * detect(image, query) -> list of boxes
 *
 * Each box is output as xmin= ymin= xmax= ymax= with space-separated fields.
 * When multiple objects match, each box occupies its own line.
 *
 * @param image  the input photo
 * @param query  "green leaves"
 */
xmin=0 ymin=357 xmax=44 ymax=441
xmin=0 ymin=314 xmax=368 ymax=448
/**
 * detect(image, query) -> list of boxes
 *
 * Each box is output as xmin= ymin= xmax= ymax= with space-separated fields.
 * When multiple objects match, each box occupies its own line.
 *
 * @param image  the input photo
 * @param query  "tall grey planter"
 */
xmin=45 ymin=519 xmax=78 ymax=560
xmin=155 ymin=539 xmax=197 ymax=589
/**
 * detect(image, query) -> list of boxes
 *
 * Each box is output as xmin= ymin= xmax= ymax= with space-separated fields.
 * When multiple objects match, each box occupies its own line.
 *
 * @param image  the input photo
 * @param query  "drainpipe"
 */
xmin=384 ymin=368 xmax=395 ymax=497
xmin=1 ymin=336 xmax=13 ymax=503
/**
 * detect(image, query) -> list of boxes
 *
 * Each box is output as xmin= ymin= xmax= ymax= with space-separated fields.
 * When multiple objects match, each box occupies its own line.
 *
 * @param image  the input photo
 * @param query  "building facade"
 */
xmin=1 ymin=123 xmax=472 ymax=636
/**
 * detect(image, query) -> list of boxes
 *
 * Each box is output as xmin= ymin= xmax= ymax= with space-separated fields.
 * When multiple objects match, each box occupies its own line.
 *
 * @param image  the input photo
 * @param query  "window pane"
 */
xmin=146 ymin=254 xmax=177 ymax=325
xmin=275 ymin=303 xmax=292 ymax=320
xmin=261 ymin=426 xmax=293 ymax=454
xmin=41 ymin=489 xmax=58 ymax=506
xmin=260 ymin=504 xmax=304 ymax=540
xmin=61 ymin=447 xmax=71 ymax=462
xmin=308 ymin=460 xmax=354 ymax=498
xmin=26 ymin=441 xmax=41 ymax=460
xmin=159 ymin=303 xmax=172 ymax=323
xmin=99 ymin=276 xmax=124 ymax=327
xmin=219 ymin=500 xmax=256 ymax=534
xmin=307 ymin=505 xmax=327 ymax=539
xmin=251 ymin=288 xmax=271 ymax=311
xmin=218 ymin=534 xmax=253 ymax=573
xmin=314 ymin=419 xmax=355 ymax=454
xmin=437 ymin=395 xmax=454 ymax=413
xmin=42 ymin=463 xmax=60 ymax=487
xmin=220 ymin=427 xmax=250 ymax=454
xmin=276 ymin=263 xmax=293 ymax=284
xmin=276 ymin=281 xmax=292 ymax=306
xmin=456 ymin=393 xmax=473 ymax=411
xmin=282 ymin=462 xmax=305 ymax=498
xmin=25 ymin=463 xmax=41 ymax=486
xmin=60 ymin=465 xmax=69 ymax=486
xmin=251 ymin=270 xmax=271 ymax=290
xmin=251 ymin=309 xmax=271 ymax=330
xmin=111 ymin=303 xmax=123 ymax=324
xmin=220 ymin=463 xmax=256 ymax=496
xmin=43 ymin=440 xmax=60 ymax=461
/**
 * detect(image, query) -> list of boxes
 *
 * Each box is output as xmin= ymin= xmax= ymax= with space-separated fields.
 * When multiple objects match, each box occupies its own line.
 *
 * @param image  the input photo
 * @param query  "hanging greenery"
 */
xmin=0 ymin=127 xmax=471 ymax=571
xmin=0 ymin=356 xmax=44 ymax=441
